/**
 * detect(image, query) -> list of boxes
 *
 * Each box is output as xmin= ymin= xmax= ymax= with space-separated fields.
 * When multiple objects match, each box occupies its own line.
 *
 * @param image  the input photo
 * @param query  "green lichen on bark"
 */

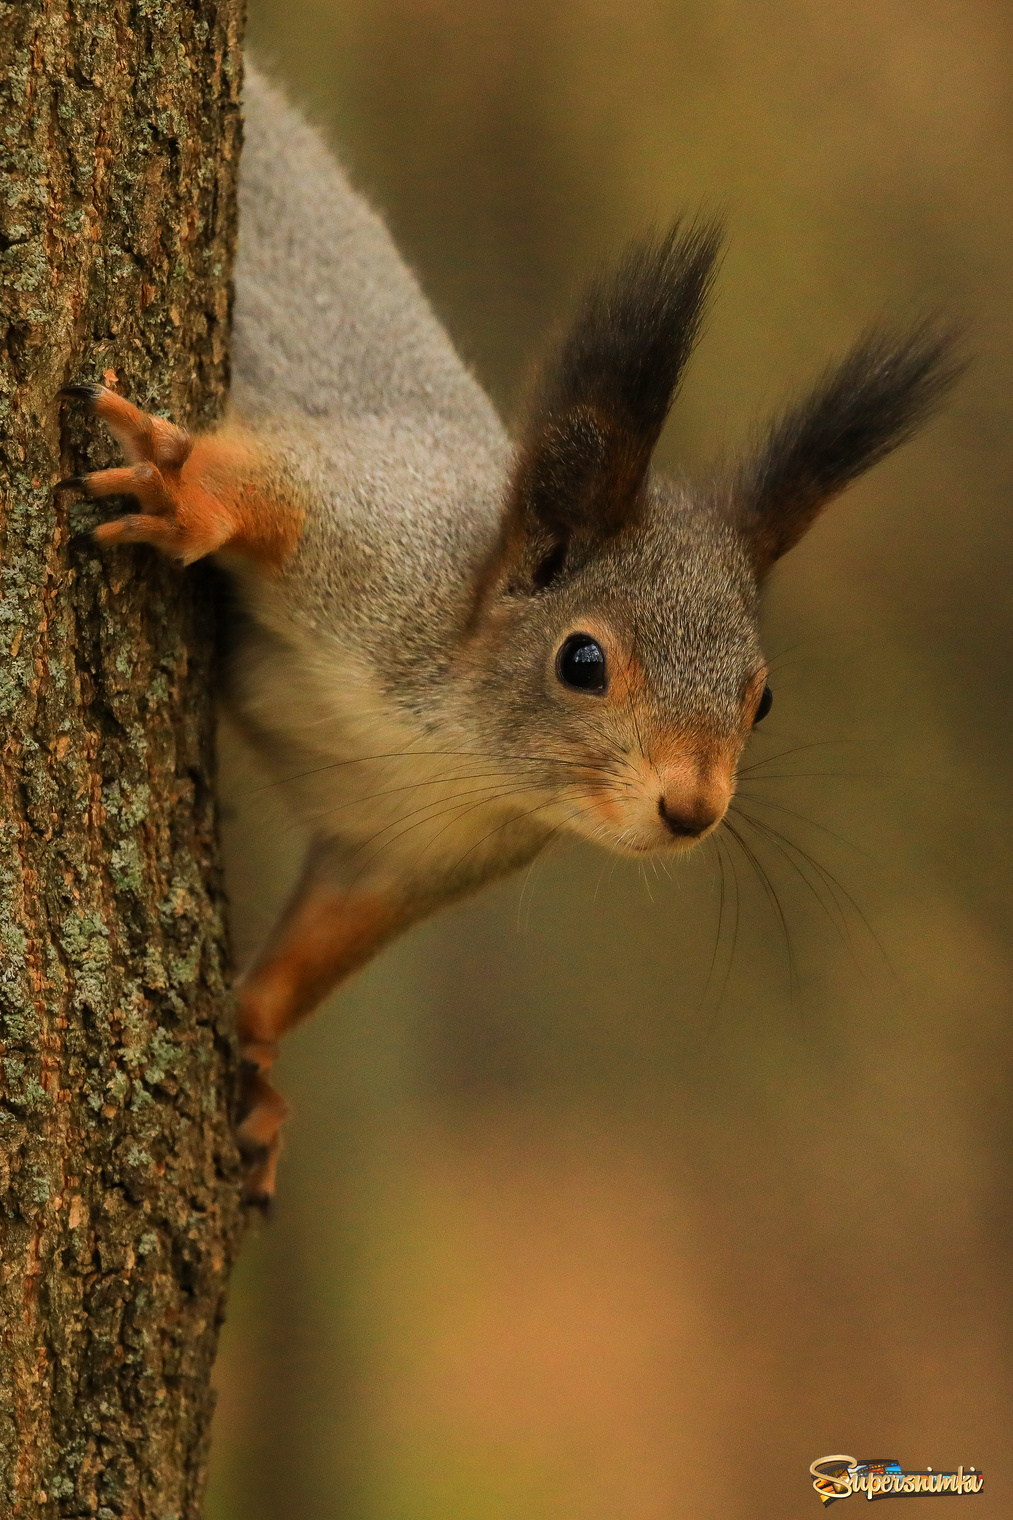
xmin=0 ymin=3 xmax=247 ymax=1516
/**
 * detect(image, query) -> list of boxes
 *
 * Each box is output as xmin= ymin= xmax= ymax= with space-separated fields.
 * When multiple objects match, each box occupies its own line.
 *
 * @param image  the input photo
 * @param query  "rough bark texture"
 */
xmin=0 ymin=5 xmax=246 ymax=1516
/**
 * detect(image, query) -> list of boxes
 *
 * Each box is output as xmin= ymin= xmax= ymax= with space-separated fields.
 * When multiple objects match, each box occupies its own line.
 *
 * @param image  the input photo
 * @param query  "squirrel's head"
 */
xmin=464 ymin=225 xmax=961 ymax=856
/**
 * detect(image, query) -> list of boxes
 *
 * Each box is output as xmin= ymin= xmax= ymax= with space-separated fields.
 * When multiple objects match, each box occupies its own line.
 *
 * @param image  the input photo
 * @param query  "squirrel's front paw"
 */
xmin=57 ymin=383 xmax=235 ymax=566
xmin=236 ymin=1056 xmax=289 ymax=1213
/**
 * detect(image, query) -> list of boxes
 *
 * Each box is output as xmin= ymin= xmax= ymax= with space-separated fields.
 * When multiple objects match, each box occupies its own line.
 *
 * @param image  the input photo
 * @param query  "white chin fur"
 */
xmin=565 ymin=817 xmax=706 ymax=857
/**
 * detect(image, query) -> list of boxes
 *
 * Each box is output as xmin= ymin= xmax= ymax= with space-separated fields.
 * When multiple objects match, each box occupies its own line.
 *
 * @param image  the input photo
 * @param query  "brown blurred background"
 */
xmin=208 ymin=4 xmax=1013 ymax=1517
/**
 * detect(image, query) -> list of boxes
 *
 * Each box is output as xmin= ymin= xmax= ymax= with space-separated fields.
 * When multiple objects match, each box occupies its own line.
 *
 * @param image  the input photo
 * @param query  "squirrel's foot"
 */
xmin=58 ymin=383 xmax=249 ymax=568
xmin=236 ymin=1053 xmax=289 ymax=1211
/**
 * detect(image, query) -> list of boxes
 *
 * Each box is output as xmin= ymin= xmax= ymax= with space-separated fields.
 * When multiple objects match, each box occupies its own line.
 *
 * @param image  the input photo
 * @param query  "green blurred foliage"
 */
xmin=209 ymin=4 xmax=1013 ymax=1517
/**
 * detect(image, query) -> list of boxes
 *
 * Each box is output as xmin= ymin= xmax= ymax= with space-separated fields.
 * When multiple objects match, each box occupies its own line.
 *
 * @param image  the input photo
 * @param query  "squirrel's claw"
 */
xmin=60 ymin=382 xmax=105 ymax=405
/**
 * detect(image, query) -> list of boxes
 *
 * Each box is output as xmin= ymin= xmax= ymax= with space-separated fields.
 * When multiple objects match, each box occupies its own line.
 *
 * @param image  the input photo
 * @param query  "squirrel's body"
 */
xmin=58 ymin=65 xmax=960 ymax=1204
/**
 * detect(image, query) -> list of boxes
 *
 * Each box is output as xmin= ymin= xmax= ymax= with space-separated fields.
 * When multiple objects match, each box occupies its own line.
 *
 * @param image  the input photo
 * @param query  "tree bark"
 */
xmin=0 ymin=5 xmax=246 ymax=1516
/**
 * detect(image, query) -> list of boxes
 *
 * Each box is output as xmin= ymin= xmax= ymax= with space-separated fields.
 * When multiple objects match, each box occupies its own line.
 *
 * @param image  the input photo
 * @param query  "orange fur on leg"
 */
xmin=235 ymin=874 xmax=406 ymax=1206
xmin=238 ymin=888 xmax=403 ymax=1052
xmin=58 ymin=383 xmax=304 ymax=568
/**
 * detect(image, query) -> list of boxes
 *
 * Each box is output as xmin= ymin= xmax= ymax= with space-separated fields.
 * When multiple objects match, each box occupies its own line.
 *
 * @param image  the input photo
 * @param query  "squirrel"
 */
xmin=56 ymin=66 xmax=961 ymax=1207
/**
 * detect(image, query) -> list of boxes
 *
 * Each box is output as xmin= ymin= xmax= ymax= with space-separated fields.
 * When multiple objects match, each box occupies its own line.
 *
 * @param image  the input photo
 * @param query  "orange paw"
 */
xmin=57 ymin=383 xmax=303 ymax=569
xmin=236 ymin=1052 xmax=289 ymax=1212
xmin=58 ymin=384 xmax=231 ymax=564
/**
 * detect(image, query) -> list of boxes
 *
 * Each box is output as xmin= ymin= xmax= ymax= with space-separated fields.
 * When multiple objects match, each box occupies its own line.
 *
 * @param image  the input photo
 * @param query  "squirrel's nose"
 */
xmin=657 ymin=795 xmax=720 ymax=839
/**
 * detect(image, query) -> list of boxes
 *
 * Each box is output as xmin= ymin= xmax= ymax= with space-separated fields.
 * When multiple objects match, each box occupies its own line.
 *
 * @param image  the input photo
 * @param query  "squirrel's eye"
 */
xmin=556 ymin=633 xmax=607 ymax=693
xmin=753 ymin=684 xmax=773 ymax=725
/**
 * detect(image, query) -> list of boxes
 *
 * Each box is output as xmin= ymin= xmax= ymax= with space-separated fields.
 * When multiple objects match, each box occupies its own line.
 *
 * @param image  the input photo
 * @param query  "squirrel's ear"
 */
xmin=498 ymin=220 xmax=722 ymax=589
xmin=739 ymin=321 xmax=964 ymax=571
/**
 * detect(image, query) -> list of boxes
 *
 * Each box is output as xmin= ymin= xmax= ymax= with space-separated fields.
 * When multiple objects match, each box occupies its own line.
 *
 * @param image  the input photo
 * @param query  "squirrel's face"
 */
xmin=465 ymin=221 xmax=957 ymax=858
xmin=546 ymin=627 xmax=766 ymax=854
xmin=468 ymin=507 xmax=767 ymax=856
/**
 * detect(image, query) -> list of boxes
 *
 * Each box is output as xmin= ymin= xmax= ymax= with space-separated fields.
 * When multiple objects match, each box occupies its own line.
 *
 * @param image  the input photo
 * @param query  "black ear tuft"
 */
xmin=740 ymin=320 xmax=965 ymax=568
xmin=513 ymin=219 xmax=724 ymax=545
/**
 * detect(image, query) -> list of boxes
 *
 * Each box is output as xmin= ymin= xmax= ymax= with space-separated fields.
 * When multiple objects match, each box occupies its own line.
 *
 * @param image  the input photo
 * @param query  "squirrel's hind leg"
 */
xmin=235 ymin=844 xmax=407 ymax=1207
xmin=57 ymin=383 xmax=303 ymax=568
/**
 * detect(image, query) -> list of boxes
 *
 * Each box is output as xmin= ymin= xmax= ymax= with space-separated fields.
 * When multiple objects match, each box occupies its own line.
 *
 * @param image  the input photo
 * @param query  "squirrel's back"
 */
xmin=231 ymin=66 xmax=511 ymax=674
xmin=233 ymin=65 xmax=501 ymax=440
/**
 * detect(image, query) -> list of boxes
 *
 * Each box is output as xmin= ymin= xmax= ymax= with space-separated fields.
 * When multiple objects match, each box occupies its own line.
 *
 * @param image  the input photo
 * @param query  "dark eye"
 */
xmin=556 ymin=633 xmax=607 ymax=693
xmin=753 ymin=684 xmax=773 ymax=725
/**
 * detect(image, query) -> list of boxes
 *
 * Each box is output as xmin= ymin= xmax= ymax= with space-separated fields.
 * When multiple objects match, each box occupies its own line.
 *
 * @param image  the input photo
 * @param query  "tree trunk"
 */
xmin=0 ymin=5 xmax=246 ymax=1516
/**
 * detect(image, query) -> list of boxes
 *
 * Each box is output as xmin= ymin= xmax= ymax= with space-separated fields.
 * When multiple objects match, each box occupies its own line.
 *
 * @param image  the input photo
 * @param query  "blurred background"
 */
xmin=208 ymin=4 xmax=1013 ymax=1516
